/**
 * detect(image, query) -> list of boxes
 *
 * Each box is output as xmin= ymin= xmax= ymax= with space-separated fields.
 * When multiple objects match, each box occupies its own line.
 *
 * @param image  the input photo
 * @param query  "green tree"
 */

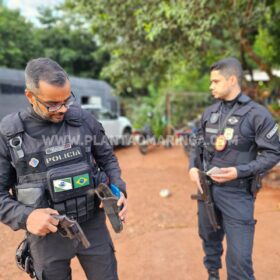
xmin=64 ymin=0 xmax=279 ymax=91
xmin=0 ymin=6 xmax=41 ymax=68
xmin=0 ymin=4 xmax=110 ymax=79
xmin=36 ymin=8 xmax=110 ymax=79
xmin=253 ymin=1 xmax=280 ymax=67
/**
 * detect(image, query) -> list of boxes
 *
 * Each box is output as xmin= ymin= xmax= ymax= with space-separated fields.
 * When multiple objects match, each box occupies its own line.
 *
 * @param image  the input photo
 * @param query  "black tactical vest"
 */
xmin=0 ymin=106 xmax=97 ymax=223
xmin=203 ymin=95 xmax=258 ymax=183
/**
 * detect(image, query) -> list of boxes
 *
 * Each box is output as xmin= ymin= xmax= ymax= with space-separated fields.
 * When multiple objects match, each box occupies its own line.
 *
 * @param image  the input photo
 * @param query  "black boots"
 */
xmin=208 ymin=270 xmax=220 ymax=280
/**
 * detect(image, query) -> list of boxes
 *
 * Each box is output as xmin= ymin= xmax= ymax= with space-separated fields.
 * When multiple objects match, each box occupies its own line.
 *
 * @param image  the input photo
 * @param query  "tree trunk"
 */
xmin=240 ymin=36 xmax=275 ymax=80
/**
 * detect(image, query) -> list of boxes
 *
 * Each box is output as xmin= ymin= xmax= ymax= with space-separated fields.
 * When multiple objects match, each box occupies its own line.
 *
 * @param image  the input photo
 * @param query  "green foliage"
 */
xmin=0 ymin=1 xmax=278 ymax=129
xmin=170 ymin=91 xmax=210 ymax=128
xmin=129 ymin=85 xmax=166 ymax=136
xmin=125 ymin=81 xmax=210 ymax=134
xmin=0 ymin=6 xmax=110 ymax=79
xmin=36 ymin=8 xmax=110 ymax=78
xmin=163 ymin=62 xmax=210 ymax=92
xmin=64 ymin=0 xmax=219 ymax=91
xmin=254 ymin=28 xmax=278 ymax=66
xmin=64 ymin=0 xmax=279 ymax=92
xmin=0 ymin=6 xmax=41 ymax=68
xmin=64 ymin=0 xmax=279 ymax=128
xmin=253 ymin=0 xmax=280 ymax=66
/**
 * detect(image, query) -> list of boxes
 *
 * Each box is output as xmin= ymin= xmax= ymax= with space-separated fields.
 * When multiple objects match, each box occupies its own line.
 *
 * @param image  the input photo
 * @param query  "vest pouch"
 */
xmin=47 ymin=162 xmax=93 ymax=203
xmin=16 ymin=182 xmax=47 ymax=208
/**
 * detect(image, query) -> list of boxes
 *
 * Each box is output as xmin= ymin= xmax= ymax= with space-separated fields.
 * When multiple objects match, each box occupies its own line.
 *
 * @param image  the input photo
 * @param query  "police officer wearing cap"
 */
xmin=189 ymin=57 xmax=280 ymax=280
xmin=0 ymin=58 xmax=128 ymax=280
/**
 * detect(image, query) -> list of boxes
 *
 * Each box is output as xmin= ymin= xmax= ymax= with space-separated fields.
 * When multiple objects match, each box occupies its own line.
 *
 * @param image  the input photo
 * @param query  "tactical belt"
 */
xmin=211 ymin=177 xmax=251 ymax=188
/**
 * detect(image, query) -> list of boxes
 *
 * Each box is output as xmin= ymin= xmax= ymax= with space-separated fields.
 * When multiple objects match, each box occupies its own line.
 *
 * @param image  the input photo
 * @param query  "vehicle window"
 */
xmin=85 ymin=108 xmax=100 ymax=119
xmin=100 ymin=110 xmax=113 ymax=120
xmin=83 ymin=107 xmax=117 ymax=120
xmin=0 ymin=84 xmax=25 ymax=94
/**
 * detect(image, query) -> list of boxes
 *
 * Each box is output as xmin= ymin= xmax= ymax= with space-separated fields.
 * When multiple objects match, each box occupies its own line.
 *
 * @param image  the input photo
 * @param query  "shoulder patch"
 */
xmin=266 ymin=124 xmax=278 ymax=139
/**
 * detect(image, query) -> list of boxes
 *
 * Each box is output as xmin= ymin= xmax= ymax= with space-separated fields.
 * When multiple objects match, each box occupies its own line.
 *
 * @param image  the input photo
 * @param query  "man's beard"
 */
xmin=33 ymin=105 xmax=64 ymax=123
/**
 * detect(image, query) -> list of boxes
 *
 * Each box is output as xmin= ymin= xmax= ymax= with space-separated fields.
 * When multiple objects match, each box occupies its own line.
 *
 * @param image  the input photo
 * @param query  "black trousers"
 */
xmin=27 ymin=210 xmax=118 ymax=280
xmin=198 ymin=184 xmax=256 ymax=280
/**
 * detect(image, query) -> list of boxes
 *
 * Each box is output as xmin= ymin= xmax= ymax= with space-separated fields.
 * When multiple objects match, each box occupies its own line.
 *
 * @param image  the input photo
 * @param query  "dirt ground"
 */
xmin=0 ymin=145 xmax=280 ymax=280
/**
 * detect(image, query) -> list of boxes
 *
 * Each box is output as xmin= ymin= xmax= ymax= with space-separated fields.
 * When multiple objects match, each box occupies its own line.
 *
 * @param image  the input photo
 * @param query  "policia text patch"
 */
xmin=44 ymin=147 xmax=82 ymax=167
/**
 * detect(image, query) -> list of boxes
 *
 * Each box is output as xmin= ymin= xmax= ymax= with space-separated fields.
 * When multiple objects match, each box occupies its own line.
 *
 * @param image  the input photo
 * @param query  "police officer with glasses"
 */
xmin=0 ymin=57 xmax=127 ymax=280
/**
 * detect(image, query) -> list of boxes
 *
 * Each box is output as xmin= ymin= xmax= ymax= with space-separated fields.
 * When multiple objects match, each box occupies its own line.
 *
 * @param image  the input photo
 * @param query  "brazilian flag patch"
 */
xmin=73 ymin=173 xmax=90 ymax=189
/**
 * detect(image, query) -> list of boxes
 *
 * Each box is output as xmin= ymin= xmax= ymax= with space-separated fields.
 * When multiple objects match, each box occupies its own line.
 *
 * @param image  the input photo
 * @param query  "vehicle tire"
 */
xmin=139 ymin=145 xmax=148 ymax=155
xmin=139 ymin=143 xmax=148 ymax=155
xmin=164 ymin=140 xmax=172 ymax=149
xmin=121 ymin=128 xmax=132 ymax=147
xmin=183 ymin=144 xmax=190 ymax=156
xmin=138 ymin=136 xmax=148 ymax=155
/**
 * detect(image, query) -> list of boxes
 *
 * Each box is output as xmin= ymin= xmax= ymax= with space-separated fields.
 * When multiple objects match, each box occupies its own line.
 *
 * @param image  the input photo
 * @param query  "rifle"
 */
xmin=53 ymin=215 xmax=91 ymax=249
xmin=190 ymin=135 xmax=220 ymax=232
xmin=191 ymin=170 xmax=220 ymax=231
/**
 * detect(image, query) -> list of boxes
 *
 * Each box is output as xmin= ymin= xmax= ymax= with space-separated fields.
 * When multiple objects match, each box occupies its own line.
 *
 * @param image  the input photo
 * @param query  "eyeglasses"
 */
xmin=32 ymin=91 xmax=76 ymax=112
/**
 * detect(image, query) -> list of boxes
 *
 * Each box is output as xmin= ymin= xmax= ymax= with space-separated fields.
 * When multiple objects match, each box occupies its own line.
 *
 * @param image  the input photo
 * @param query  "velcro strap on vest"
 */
xmin=18 ymin=172 xmax=47 ymax=184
